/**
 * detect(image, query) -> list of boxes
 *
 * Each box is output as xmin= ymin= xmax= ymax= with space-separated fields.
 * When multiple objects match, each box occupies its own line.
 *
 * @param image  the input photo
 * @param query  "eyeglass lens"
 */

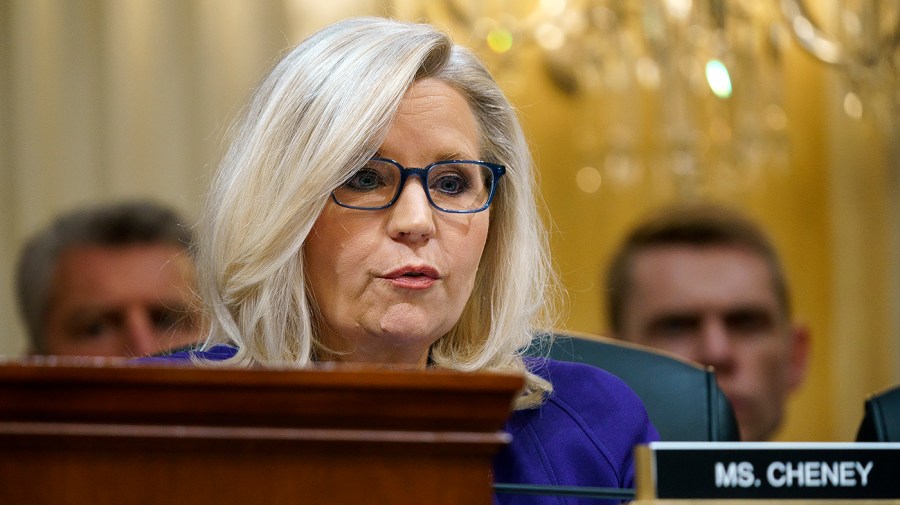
xmin=333 ymin=159 xmax=494 ymax=212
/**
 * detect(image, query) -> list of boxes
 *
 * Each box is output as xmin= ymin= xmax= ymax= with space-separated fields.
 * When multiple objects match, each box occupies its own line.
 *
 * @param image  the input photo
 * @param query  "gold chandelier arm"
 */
xmin=779 ymin=0 xmax=845 ymax=65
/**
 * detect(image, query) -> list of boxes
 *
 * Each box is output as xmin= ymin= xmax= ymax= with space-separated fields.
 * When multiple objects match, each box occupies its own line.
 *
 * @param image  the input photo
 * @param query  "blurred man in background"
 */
xmin=605 ymin=202 xmax=809 ymax=441
xmin=16 ymin=200 xmax=202 ymax=357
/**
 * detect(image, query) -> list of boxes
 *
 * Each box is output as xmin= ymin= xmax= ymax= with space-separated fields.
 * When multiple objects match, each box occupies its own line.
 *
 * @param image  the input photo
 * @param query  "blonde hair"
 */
xmin=198 ymin=17 xmax=558 ymax=409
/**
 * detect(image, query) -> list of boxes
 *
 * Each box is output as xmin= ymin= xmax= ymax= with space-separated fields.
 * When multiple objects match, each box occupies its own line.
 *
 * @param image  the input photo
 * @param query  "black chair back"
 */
xmin=856 ymin=384 xmax=900 ymax=442
xmin=526 ymin=333 xmax=740 ymax=442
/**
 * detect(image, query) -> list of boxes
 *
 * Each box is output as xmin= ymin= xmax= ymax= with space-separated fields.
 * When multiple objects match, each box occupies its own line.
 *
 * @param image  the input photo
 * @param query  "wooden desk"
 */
xmin=0 ymin=358 xmax=524 ymax=504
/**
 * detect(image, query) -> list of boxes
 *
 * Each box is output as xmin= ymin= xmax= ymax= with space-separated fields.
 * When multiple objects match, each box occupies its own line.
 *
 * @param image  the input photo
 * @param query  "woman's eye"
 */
xmin=345 ymin=169 xmax=382 ymax=191
xmin=431 ymin=173 xmax=468 ymax=195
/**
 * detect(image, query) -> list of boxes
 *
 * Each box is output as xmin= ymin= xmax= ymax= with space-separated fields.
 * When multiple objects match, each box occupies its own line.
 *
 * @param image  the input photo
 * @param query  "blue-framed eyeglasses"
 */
xmin=332 ymin=157 xmax=506 ymax=214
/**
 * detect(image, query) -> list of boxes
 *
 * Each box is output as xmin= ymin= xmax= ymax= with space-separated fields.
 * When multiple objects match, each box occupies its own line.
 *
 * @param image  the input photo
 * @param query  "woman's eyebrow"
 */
xmin=371 ymin=151 xmax=476 ymax=163
xmin=436 ymin=151 xmax=470 ymax=161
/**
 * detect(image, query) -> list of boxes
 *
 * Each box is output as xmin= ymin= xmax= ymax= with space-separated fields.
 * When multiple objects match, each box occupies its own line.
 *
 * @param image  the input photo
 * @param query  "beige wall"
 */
xmin=2 ymin=0 xmax=897 ymax=441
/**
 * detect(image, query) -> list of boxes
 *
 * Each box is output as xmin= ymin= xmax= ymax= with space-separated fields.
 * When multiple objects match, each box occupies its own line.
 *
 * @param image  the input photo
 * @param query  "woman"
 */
xmin=151 ymin=17 xmax=658 ymax=502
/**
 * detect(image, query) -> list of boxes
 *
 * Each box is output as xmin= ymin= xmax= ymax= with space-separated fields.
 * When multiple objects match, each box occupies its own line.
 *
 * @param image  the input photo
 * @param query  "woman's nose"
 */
xmin=386 ymin=179 xmax=435 ymax=243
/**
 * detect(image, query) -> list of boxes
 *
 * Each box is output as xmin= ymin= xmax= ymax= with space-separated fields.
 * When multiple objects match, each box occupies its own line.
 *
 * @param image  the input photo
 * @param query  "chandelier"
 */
xmin=402 ymin=0 xmax=899 ymax=194
xmin=780 ymin=0 xmax=900 ymax=126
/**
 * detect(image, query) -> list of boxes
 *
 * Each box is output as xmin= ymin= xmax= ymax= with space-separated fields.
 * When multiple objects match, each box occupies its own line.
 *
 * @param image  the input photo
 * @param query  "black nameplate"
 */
xmin=636 ymin=442 xmax=900 ymax=499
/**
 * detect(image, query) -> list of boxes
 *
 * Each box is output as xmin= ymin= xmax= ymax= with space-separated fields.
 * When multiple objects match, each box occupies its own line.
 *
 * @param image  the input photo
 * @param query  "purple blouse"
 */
xmin=495 ymin=357 xmax=659 ymax=503
xmin=140 ymin=346 xmax=659 ymax=504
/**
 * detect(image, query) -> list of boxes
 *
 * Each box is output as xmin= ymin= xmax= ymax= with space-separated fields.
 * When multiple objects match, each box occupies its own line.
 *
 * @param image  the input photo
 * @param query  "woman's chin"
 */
xmin=377 ymin=306 xmax=451 ymax=341
xmin=376 ymin=324 xmax=442 ymax=349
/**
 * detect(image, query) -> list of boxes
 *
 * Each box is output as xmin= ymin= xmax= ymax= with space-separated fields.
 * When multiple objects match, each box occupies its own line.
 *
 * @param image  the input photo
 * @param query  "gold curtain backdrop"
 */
xmin=1 ymin=0 xmax=897 ymax=442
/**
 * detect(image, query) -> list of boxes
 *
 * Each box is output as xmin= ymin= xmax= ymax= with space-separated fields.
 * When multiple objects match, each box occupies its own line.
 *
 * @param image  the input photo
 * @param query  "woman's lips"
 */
xmin=382 ymin=266 xmax=440 ymax=289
